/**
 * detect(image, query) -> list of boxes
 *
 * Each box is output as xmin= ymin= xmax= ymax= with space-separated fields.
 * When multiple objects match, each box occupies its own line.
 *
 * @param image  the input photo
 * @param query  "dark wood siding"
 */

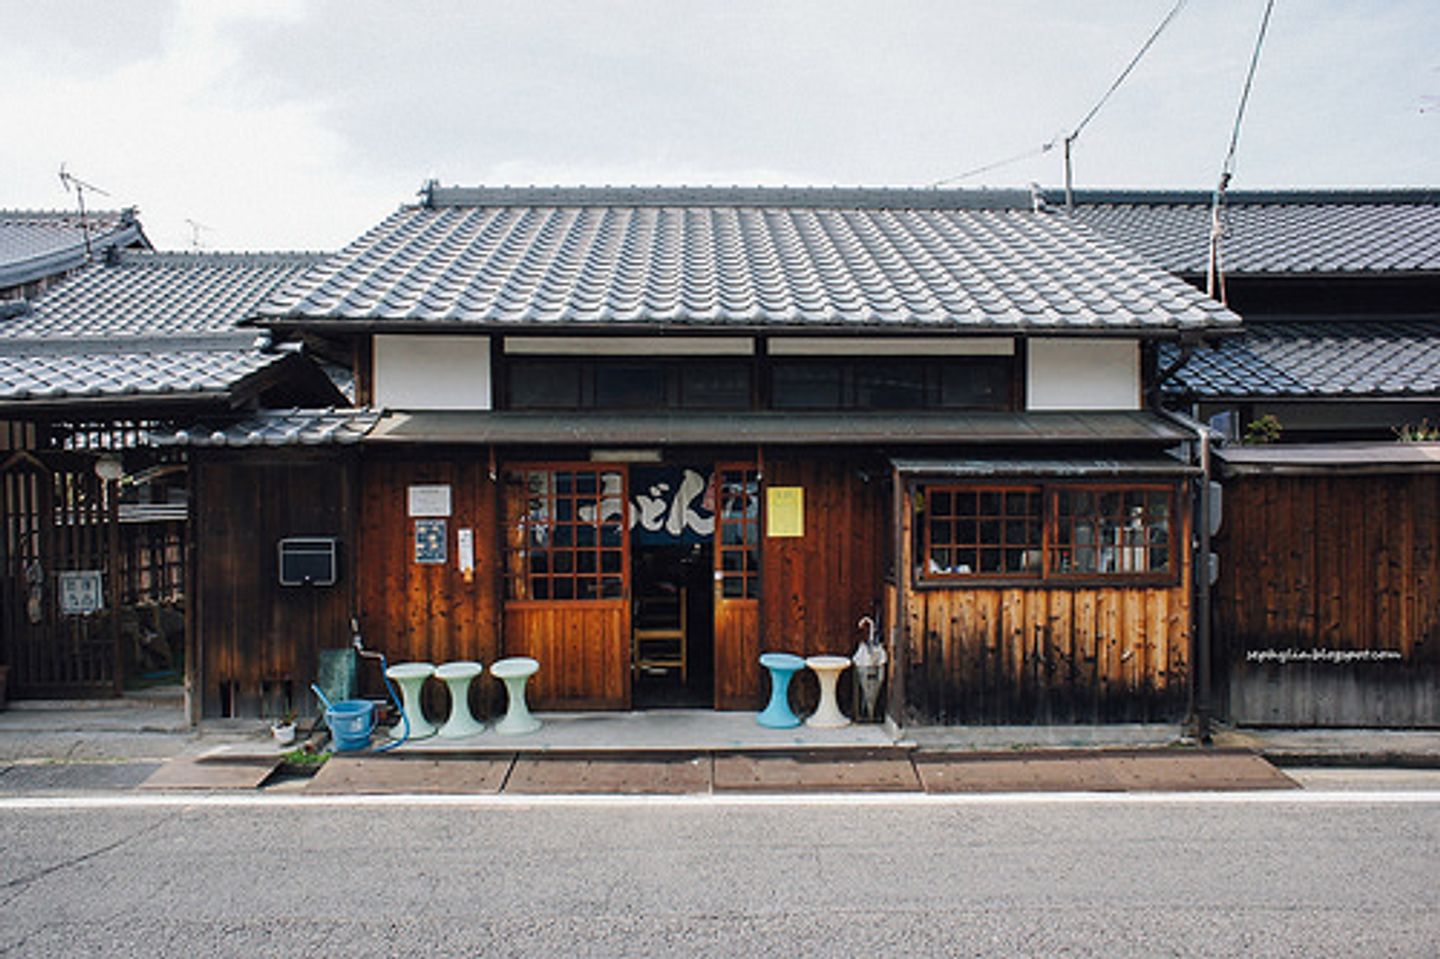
xmin=900 ymin=483 xmax=1192 ymax=724
xmin=191 ymin=450 xmax=357 ymax=718
xmin=355 ymin=453 xmax=502 ymax=716
xmin=1216 ymin=473 xmax=1440 ymax=726
xmin=756 ymin=454 xmax=889 ymax=712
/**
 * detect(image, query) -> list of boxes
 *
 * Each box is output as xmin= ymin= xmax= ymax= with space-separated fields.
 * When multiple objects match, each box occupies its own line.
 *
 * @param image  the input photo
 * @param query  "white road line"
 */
xmin=0 ymin=790 xmax=1438 ymax=811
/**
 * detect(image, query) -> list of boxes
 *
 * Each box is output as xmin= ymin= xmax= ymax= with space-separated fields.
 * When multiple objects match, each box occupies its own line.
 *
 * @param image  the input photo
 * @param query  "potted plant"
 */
xmin=271 ymin=708 xmax=298 ymax=746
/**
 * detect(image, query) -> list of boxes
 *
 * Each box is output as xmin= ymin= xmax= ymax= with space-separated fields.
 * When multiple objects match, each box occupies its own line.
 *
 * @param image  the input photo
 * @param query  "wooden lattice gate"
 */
xmin=1 ymin=452 xmax=122 ymax=697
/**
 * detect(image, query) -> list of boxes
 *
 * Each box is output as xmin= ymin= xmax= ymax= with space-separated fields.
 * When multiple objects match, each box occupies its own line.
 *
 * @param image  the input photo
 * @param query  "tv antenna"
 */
xmin=57 ymin=163 xmax=111 ymax=260
xmin=184 ymin=218 xmax=215 ymax=251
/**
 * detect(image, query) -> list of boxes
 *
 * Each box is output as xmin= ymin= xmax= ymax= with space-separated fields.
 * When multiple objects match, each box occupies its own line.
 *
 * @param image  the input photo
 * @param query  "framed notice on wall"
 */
xmin=414 ymin=518 xmax=447 ymax=564
xmin=408 ymin=484 xmax=452 ymax=517
xmin=766 ymin=486 xmax=804 ymax=538
xmin=59 ymin=570 xmax=104 ymax=614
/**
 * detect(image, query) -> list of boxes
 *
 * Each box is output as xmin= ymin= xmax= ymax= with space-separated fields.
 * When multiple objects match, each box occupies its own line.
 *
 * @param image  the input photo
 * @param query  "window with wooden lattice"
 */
xmin=715 ymin=466 xmax=760 ymax=599
xmin=918 ymin=481 xmax=1178 ymax=585
xmin=504 ymin=465 xmax=627 ymax=601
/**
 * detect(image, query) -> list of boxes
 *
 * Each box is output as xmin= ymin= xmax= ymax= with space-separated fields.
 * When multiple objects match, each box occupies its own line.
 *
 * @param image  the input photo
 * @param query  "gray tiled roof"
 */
xmin=0 ymin=250 xmax=340 ymax=407
xmin=2 ymin=250 xmax=325 ymax=343
xmin=1161 ymin=318 xmax=1440 ymax=398
xmin=259 ymin=186 xmax=1237 ymax=334
xmin=1061 ymin=190 xmax=1440 ymax=275
xmin=155 ymin=407 xmax=380 ymax=447
xmin=0 ymin=208 xmax=149 ymax=291
xmin=0 ymin=349 xmax=290 ymax=403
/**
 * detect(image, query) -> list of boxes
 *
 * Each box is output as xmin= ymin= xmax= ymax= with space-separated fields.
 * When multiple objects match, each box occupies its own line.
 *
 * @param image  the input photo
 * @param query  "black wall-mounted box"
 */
xmin=277 ymin=537 xmax=338 ymax=586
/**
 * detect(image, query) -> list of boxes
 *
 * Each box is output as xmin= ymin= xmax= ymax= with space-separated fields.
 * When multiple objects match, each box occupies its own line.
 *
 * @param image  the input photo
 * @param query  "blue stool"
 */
xmin=757 ymin=652 xmax=806 ymax=728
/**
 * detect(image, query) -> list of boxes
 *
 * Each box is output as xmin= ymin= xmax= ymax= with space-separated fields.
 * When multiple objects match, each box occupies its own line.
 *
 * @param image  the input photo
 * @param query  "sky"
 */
xmin=2 ymin=0 xmax=1436 ymax=252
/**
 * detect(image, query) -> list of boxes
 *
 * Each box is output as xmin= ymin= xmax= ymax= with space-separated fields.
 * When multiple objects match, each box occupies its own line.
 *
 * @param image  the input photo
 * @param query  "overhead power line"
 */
xmin=1207 ymin=0 xmax=1277 ymax=303
xmin=928 ymin=0 xmax=1189 ymax=195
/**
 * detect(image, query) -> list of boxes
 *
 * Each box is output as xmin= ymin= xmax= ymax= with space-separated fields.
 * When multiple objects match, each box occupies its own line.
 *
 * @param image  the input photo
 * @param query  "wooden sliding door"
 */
xmin=713 ymin=462 xmax=761 ymax=708
xmin=501 ymin=463 xmax=630 ymax=708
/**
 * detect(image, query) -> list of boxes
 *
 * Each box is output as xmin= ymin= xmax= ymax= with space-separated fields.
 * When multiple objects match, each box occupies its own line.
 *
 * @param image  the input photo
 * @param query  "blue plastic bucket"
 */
xmin=325 ymin=699 xmax=375 ymax=751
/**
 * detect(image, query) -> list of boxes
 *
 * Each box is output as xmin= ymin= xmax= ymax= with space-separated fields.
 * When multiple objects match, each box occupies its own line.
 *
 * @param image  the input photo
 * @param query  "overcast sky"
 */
xmin=3 ymin=0 xmax=1435 ymax=252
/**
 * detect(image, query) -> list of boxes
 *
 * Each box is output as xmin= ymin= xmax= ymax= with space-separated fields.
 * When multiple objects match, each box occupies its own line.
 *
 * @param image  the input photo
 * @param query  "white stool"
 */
xmin=434 ymin=661 xmax=486 ymax=739
xmin=805 ymin=655 xmax=852 ymax=729
xmin=385 ymin=661 xmax=437 ymax=739
xmin=491 ymin=656 xmax=541 ymax=735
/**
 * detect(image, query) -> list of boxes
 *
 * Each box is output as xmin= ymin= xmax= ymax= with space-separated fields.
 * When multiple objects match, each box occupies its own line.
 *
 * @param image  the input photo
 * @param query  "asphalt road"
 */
xmin=1 ymin=785 xmax=1437 ymax=957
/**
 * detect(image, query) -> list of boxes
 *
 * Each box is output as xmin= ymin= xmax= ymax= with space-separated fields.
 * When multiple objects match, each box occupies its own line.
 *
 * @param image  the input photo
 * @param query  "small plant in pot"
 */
xmin=271 ymin=708 xmax=298 ymax=746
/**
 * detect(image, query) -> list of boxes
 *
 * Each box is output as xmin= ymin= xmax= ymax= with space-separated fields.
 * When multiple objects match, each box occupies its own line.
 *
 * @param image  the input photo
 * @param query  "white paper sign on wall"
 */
xmin=59 ymin=570 xmax=104 ymax=615
xmin=408 ymin=484 xmax=452 ymax=517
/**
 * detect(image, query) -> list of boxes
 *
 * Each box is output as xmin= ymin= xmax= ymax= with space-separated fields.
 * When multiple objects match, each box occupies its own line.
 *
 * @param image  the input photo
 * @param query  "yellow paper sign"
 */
xmin=766 ymin=486 xmax=804 ymax=538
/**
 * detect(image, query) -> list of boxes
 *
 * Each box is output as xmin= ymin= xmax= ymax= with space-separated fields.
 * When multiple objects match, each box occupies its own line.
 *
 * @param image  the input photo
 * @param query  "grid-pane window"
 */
xmin=716 ymin=467 xmax=760 ymax=599
xmin=918 ymin=482 xmax=1179 ymax=584
xmin=505 ymin=466 xmax=626 ymax=601
xmin=924 ymin=486 xmax=1042 ymax=578
xmin=771 ymin=357 xmax=1014 ymax=410
xmin=1052 ymin=487 xmax=1172 ymax=576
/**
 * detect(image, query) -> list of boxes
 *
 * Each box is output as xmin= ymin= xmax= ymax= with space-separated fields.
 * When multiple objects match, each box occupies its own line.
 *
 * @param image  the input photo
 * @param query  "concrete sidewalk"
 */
xmin=2 ymin=690 xmax=1439 ymax=770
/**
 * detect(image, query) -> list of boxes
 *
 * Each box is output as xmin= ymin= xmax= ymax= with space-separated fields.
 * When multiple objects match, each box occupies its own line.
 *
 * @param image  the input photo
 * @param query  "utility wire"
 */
xmin=1069 ymin=0 xmax=1189 ymax=144
xmin=929 ymin=0 xmax=1188 ymax=192
xmin=1208 ymin=0 xmax=1276 ymax=302
xmin=930 ymin=139 xmax=1059 ymax=188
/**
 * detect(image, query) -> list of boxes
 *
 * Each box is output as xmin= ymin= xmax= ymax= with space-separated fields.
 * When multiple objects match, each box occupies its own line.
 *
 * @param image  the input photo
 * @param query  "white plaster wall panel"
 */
xmin=1026 ymin=338 xmax=1140 ymax=410
xmin=374 ymin=334 xmax=491 ymax=410
xmin=767 ymin=337 xmax=1014 ymax=356
xmin=504 ymin=336 xmax=753 ymax=355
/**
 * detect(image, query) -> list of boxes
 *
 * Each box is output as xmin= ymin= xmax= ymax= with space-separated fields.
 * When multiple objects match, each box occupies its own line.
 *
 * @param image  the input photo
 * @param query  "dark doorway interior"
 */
xmin=631 ymin=542 xmax=713 ymax=708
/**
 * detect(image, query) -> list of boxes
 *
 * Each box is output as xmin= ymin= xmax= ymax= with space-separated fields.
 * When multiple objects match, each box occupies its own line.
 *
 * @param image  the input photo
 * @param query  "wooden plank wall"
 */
xmin=759 ymin=454 xmax=888 ymax=713
xmin=356 ymin=453 xmax=501 ymax=717
xmin=901 ymin=490 xmax=1192 ymax=724
xmin=502 ymin=603 xmax=628 ymax=709
xmin=712 ymin=602 xmax=760 ymax=709
xmin=1216 ymin=473 xmax=1440 ymax=726
xmin=191 ymin=451 xmax=356 ymax=718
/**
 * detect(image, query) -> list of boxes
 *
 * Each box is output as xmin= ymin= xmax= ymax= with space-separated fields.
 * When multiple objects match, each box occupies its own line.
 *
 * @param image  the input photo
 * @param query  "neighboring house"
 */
xmin=0 ymin=208 xmax=151 ymax=302
xmin=1061 ymin=189 xmax=1440 ymax=440
xmin=165 ymin=185 xmax=1241 ymax=725
xmin=0 ymin=250 xmax=346 ymax=699
xmin=1065 ymin=190 xmax=1440 ymax=726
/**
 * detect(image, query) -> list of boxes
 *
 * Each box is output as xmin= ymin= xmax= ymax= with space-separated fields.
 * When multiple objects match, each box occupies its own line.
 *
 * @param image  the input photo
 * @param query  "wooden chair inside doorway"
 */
xmin=633 ymin=587 xmax=687 ymax=681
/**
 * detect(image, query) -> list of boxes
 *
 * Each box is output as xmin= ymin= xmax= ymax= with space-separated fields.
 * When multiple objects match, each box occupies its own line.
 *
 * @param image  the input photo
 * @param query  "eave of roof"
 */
xmin=0 ymin=209 xmax=150 ymax=289
xmin=363 ymin=409 xmax=1190 ymax=446
xmin=1217 ymin=442 xmax=1440 ymax=476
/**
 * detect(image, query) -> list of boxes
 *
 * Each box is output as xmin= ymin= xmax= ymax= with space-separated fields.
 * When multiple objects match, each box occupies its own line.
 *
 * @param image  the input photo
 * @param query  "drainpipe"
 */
xmin=1162 ymin=407 xmax=1218 ymax=745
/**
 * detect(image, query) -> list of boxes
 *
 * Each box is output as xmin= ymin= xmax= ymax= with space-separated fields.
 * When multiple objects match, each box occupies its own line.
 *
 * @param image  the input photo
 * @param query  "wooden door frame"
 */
xmin=712 ymin=459 xmax=763 ymax=709
xmin=498 ymin=460 xmax=632 ymax=708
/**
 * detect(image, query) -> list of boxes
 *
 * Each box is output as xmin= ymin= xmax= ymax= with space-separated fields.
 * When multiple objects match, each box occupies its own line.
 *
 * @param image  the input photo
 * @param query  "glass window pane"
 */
xmin=509 ymin=361 xmax=582 ymax=409
xmin=937 ymin=359 xmax=1011 ymax=409
xmin=855 ymin=361 xmax=925 ymax=409
xmin=681 ymin=363 xmax=751 ymax=408
xmin=594 ymin=364 xmax=666 ymax=408
xmin=772 ymin=363 xmax=843 ymax=409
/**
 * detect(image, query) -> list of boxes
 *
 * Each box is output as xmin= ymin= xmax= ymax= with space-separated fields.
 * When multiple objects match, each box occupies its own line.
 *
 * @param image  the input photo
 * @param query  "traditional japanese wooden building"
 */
xmin=170 ymin=185 xmax=1243 ymax=726
xmin=1069 ymin=189 xmax=1440 ymax=726
xmin=0 ymin=248 xmax=345 ymax=698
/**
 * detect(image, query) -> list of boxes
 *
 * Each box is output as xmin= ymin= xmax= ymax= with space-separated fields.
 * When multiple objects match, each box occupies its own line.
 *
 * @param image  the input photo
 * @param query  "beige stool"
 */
xmin=804 ymin=655 xmax=852 ymax=728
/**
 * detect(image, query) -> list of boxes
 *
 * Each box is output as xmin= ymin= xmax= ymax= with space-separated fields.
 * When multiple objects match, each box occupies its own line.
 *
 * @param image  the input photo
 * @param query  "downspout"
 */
xmin=1155 ymin=336 xmax=1216 ymax=743
xmin=888 ymin=462 xmax=906 ymax=732
xmin=1161 ymin=406 xmax=1218 ymax=745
